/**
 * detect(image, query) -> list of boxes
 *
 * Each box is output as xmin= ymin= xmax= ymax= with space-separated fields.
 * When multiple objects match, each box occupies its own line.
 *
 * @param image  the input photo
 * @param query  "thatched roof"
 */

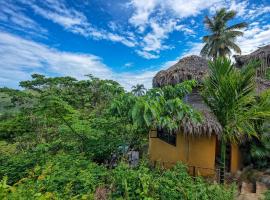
xmin=234 ymin=44 xmax=270 ymax=92
xmin=153 ymin=55 xmax=222 ymax=137
xmin=234 ymin=44 xmax=270 ymax=77
xmin=181 ymin=89 xmax=222 ymax=137
xmin=234 ymin=44 xmax=270 ymax=66
xmin=153 ymin=55 xmax=209 ymax=87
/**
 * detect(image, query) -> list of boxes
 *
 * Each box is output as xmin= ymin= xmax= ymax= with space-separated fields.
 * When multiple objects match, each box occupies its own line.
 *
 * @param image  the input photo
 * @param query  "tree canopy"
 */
xmin=200 ymin=8 xmax=247 ymax=59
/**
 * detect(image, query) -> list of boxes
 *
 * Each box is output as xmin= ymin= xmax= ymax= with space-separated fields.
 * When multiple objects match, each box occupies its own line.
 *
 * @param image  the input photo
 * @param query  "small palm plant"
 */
xmin=202 ymin=57 xmax=270 ymax=182
xmin=201 ymin=8 xmax=247 ymax=59
xmin=131 ymin=84 xmax=146 ymax=96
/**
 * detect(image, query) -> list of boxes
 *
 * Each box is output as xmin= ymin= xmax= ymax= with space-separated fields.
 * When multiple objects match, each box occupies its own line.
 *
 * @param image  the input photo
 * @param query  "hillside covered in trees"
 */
xmin=0 ymin=73 xmax=240 ymax=199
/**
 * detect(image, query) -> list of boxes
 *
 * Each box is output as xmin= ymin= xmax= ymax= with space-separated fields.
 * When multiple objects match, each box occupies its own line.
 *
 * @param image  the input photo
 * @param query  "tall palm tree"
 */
xmin=202 ymin=58 xmax=270 ymax=183
xmin=200 ymin=8 xmax=247 ymax=59
xmin=131 ymin=84 xmax=146 ymax=96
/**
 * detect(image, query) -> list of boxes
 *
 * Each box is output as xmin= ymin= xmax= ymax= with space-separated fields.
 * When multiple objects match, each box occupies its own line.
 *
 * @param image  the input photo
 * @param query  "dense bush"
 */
xmin=0 ymin=160 xmax=236 ymax=200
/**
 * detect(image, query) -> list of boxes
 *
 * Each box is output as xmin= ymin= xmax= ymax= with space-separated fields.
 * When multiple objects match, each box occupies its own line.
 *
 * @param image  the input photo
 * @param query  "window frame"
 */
xmin=157 ymin=128 xmax=177 ymax=146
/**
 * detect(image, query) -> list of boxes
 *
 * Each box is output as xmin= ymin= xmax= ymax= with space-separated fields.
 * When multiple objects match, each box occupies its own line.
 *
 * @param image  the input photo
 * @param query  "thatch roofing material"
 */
xmin=235 ymin=44 xmax=270 ymax=65
xmin=234 ymin=44 xmax=270 ymax=92
xmin=234 ymin=44 xmax=270 ymax=77
xmin=181 ymin=90 xmax=222 ymax=137
xmin=256 ymin=78 xmax=270 ymax=94
xmin=153 ymin=55 xmax=222 ymax=137
xmin=153 ymin=55 xmax=209 ymax=87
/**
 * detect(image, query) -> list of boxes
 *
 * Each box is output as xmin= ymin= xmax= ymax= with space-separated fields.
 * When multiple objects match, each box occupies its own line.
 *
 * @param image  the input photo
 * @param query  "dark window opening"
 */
xmin=157 ymin=128 xmax=176 ymax=146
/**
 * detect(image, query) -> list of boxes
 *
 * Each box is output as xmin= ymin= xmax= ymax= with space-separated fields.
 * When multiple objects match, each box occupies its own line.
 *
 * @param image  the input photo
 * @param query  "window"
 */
xmin=157 ymin=128 xmax=176 ymax=146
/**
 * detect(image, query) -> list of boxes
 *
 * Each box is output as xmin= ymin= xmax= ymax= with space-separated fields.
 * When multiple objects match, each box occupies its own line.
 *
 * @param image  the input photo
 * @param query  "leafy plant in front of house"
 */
xmin=202 ymin=57 xmax=270 ymax=182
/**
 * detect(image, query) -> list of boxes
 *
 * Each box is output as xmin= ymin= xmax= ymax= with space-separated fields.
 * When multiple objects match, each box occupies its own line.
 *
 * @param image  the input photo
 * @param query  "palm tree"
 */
xmin=202 ymin=58 xmax=270 ymax=183
xmin=131 ymin=84 xmax=146 ymax=96
xmin=200 ymin=8 xmax=247 ymax=59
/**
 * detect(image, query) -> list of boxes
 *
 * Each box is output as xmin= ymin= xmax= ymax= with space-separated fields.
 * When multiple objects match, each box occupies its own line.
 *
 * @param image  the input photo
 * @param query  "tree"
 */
xmin=112 ymin=80 xmax=201 ymax=132
xmin=200 ymin=8 xmax=247 ymax=59
xmin=202 ymin=58 xmax=270 ymax=183
xmin=131 ymin=84 xmax=146 ymax=96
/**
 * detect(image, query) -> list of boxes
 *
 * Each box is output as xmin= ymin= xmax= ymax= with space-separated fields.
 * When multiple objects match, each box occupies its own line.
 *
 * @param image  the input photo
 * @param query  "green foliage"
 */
xmin=0 ymin=151 xmax=41 ymax=185
xmin=0 ymin=74 xmax=236 ymax=199
xmin=243 ymin=121 xmax=270 ymax=168
xmin=0 ymin=154 xmax=107 ymax=199
xmin=266 ymin=68 xmax=270 ymax=80
xmin=0 ymin=161 xmax=236 ymax=200
xmin=202 ymin=57 xmax=270 ymax=181
xmin=201 ymin=8 xmax=247 ymax=59
xmin=112 ymin=80 xmax=201 ymax=132
xmin=265 ymin=190 xmax=270 ymax=200
xmin=203 ymin=58 xmax=270 ymax=142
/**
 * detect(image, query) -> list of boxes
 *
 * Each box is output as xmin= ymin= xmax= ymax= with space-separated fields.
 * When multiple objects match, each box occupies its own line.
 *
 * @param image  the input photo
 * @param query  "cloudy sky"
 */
xmin=0 ymin=0 xmax=270 ymax=90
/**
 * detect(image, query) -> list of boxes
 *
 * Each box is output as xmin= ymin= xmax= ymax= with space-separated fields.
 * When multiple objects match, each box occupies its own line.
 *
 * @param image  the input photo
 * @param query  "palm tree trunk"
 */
xmin=220 ymin=140 xmax=226 ymax=184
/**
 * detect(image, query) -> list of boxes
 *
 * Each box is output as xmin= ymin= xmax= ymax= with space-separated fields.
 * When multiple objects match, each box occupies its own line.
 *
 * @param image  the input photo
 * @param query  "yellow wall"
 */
xmin=187 ymin=134 xmax=216 ymax=176
xmin=230 ymin=143 xmax=241 ymax=173
xmin=149 ymin=130 xmax=216 ymax=176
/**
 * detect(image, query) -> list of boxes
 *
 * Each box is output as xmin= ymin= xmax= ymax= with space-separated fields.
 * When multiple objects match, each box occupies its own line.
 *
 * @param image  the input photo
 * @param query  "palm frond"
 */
xmin=223 ymin=10 xmax=237 ymax=21
xmin=200 ymin=8 xmax=247 ymax=58
xmin=202 ymin=57 xmax=269 ymax=142
xmin=226 ymin=22 xmax=248 ymax=31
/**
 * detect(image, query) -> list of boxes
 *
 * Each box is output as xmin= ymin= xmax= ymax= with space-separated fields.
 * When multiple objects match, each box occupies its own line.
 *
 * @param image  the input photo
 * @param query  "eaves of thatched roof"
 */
xmin=153 ymin=55 xmax=222 ymax=137
xmin=181 ymin=89 xmax=222 ymax=137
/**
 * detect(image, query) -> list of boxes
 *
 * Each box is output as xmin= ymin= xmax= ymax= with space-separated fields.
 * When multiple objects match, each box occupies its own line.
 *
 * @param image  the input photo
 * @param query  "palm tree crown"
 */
xmin=200 ymin=8 xmax=247 ymax=59
xmin=131 ymin=84 xmax=146 ymax=96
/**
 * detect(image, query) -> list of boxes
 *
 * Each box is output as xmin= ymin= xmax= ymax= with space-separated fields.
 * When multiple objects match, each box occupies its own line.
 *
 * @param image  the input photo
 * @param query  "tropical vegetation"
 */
xmin=131 ymin=84 xmax=146 ymax=96
xmin=1 ymin=5 xmax=270 ymax=199
xmin=202 ymin=58 xmax=270 ymax=182
xmin=0 ymin=74 xmax=236 ymax=199
xmin=200 ymin=8 xmax=248 ymax=59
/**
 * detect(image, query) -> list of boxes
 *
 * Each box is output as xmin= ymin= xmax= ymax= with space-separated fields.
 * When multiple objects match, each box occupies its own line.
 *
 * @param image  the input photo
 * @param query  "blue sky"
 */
xmin=0 ymin=0 xmax=270 ymax=90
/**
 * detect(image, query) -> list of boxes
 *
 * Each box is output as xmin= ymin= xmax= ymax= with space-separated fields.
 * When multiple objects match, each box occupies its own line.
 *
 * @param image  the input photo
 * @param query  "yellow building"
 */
xmin=149 ymin=129 xmax=241 ymax=177
xmin=150 ymin=55 xmax=242 ymax=178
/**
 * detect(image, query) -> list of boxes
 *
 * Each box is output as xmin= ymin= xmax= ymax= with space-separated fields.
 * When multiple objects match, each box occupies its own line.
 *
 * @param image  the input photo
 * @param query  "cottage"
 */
xmin=149 ymin=55 xmax=241 ymax=177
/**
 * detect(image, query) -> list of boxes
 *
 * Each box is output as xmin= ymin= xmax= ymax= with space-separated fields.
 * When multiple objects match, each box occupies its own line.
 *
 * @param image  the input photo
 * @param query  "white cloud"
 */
xmin=135 ymin=50 xmax=159 ymax=59
xmin=175 ymin=24 xmax=196 ymax=35
xmin=128 ymin=0 xmax=223 ymax=58
xmin=245 ymin=4 xmax=270 ymax=20
xmin=238 ymin=26 xmax=270 ymax=54
xmin=181 ymin=42 xmax=204 ymax=58
xmin=142 ymin=19 xmax=176 ymax=52
xmin=0 ymin=1 xmax=47 ymax=37
xmin=20 ymin=0 xmax=137 ymax=48
xmin=124 ymin=62 xmax=133 ymax=68
xmin=164 ymin=0 xmax=221 ymax=18
xmin=128 ymin=0 xmax=158 ymax=31
xmin=0 ymin=32 xmax=158 ymax=90
xmin=128 ymin=0 xmax=222 ymax=28
xmin=228 ymin=0 xmax=248 ymax=17
xmin=0 ymin=31 xmax=110 ymax=86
